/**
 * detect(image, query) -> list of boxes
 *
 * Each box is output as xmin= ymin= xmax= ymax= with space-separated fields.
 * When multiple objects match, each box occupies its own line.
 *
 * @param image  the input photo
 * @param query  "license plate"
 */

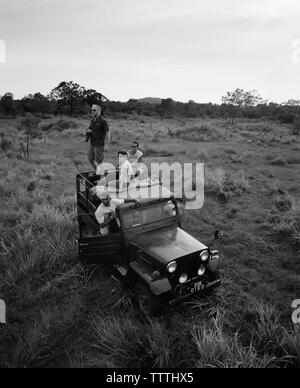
xmin=189 ymin=280 xmax=205 ymax=294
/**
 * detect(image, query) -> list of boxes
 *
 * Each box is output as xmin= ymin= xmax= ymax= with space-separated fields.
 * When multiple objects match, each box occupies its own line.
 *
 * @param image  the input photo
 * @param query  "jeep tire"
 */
xmin=134 ymin=282 xmax=162 ymax=316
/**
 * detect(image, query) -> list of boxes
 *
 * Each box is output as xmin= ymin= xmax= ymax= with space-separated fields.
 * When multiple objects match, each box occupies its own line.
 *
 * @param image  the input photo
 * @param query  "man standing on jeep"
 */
xmin=86 ymin=104 xmax=110 ymax=170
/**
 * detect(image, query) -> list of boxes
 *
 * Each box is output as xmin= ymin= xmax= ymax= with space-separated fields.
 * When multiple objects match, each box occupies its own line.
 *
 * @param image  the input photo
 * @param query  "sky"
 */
xmin=0 ymin=0 xmax=299 ymax=103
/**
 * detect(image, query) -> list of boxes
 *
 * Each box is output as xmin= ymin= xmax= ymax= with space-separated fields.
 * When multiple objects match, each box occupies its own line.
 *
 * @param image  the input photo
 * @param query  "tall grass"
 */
xmin=0 ymin=154 xmax=83 ymax=368
xmin=205 ymin=168 xmax=250 ymax=198
xmin=281 ymin=326 xmax=300 ymax=367
xmin=0 ymin=116 xmax=299 ymax=368
xmin=269 ymin=194 xmax=300 ymax=248
xmin=86 ymin=315 xmax=173 ymax=368
xmin=169 ymin=124 xmax=224 ymax=142
xmin=191 ymin=310 xmax=278 ymax=368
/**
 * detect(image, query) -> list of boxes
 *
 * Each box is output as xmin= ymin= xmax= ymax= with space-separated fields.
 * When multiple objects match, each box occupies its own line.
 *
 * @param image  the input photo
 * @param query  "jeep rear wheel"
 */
xmin=134 ymin=282 xmax=162 ymax=316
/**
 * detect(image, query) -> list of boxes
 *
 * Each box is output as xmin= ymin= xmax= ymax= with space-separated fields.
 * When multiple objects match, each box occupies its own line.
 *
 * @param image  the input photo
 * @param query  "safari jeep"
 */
xmin=76 ymin=171 xmax=222 ymax=315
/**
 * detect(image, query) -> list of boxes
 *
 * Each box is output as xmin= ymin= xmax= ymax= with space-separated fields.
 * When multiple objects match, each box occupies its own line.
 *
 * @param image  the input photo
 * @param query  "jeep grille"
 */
xmin=177 ymin=256 xmax=200 ymax=278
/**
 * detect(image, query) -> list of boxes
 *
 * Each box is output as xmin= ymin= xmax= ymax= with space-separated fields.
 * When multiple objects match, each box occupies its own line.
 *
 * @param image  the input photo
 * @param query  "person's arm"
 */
xmin=123 ymin=199 xmax=141 ymax=207
xmin=85 ymin=121 xmax=92 ymax=142
xmin=114 ymin=198 xmax=140 ymax=207
xmin=99 ymin=212 xmax=115 ymax=229
xmin=86 ymin=121 xmax=92 ymax=134
xmin=137 ymin=151 xmax=143 ymax=163
xmin=95 ymin=207 xmax=116 ymax=228
xmin=119 ymin=163 xmax=131 ymax=190
xmin=91 ymin=184 xmax=106 ymax=197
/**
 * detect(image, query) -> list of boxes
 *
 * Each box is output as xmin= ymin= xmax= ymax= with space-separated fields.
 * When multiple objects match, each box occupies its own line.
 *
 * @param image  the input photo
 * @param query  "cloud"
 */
xmin=0 ymin=0 xmax=299 ymax=102
xmin=2 ymin=0 xmax=57 ymax=12
xmin=0 ymin=39 xmax=6 ymax=63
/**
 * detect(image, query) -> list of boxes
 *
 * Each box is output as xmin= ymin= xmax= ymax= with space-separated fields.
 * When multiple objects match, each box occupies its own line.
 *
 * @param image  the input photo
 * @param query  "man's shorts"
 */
xmin=88 ymin=145 xmax=104 ymax=165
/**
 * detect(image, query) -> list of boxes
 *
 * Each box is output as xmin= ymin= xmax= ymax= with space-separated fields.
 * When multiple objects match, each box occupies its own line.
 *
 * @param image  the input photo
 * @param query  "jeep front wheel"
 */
xmin=134 ymin=282 xmax=162 ymax=316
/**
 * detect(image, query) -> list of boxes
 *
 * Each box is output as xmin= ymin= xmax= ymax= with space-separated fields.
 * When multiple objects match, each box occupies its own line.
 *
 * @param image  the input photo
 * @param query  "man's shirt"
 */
xmin=89 ymin=116 xmax=109 ymax=147
xmin=95 ymin=199 xmax=125 ymax=235
xmin=119 ymin=160 xmax=133 ymax=188
xmin=127 ymin=150 xmax=143 ymax=165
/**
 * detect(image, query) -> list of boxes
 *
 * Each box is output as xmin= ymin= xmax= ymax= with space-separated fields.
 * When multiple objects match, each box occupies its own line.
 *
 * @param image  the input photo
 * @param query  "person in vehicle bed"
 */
xmin=96 ymin=151 xmax=133 ymax=192
xmin=128 ymin=141 xmax=143 ymax=165
xmin=95 ymin=191 xmax=139 ymax=235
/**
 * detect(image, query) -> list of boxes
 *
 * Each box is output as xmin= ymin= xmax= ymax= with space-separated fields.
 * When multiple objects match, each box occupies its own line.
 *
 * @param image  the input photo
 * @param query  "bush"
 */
xmin=269 ymin=196 xmax=300 ymax=245
xmin=191 ymin=310 xmax=278 ymax=368
xmin=172 ymin=124 xmax=223 ymax=142
xmin=0 ymin=133 xmax=12 ymax=152
xmin=206 ymin=168 xmax=250 ymax=199
xmin=40 ymin=119 xmax=78 ymax=132
xmin=281 ymin=326 xmax=300 ymax=367
xmin=274 ymin=193 xmax=294 ymax=212
xmin=251 ymin=300 xmax=283 ymax=354
xmin=292 ymin=116 xmax=300 ymax=135
xmin=197 ymin=150 xmax=209 ymax=161
xmin=278 ymin=111 xmax=295 ymax=124
xmin=152 ymin=130 xmax=162 ymax=143
xmin=271 ymin=157 xmax=287 ymax=166
xmin=143 ymin=148 xmax=173 ymax=157
xmin=229 ymin=154 xmax=243 ymax=164
xmin=87 ymin=315 xmax=173 ymax=368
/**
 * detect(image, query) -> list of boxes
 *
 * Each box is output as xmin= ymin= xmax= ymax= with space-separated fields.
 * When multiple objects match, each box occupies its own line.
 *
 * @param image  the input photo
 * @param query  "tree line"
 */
xmin=1 ymin=81 xmax=300 ymax=124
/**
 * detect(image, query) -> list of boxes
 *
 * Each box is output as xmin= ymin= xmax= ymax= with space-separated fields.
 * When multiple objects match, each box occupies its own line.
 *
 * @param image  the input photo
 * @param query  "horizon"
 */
xmin=0 ymin=0 xmax=300 ymax=103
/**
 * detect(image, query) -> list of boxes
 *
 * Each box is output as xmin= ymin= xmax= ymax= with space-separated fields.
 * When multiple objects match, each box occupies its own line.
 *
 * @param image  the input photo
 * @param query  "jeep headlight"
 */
xmin=200 ymin=250 xmax=210 ymax=262
xmin=167 ymin=261 xmax=177 ymax=274
xmin=179 ymin=273 xmax=189 ymax=284
xmin=198 ymin=265 xmax=206 ymax=276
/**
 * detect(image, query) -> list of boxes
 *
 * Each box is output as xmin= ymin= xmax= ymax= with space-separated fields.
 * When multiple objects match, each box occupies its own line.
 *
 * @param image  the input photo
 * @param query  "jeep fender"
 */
xmin=129 ymin=261 xmax=172 ymax=296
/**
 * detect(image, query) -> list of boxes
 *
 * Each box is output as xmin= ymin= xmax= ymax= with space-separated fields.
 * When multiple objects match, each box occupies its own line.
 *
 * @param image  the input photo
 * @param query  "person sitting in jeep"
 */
xmin=95 ymin=190 xmax=139 ymax=235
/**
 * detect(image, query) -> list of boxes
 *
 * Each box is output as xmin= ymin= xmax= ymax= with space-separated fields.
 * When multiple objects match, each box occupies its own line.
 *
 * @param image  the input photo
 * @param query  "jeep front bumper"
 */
xmin=168 ymin=277 xmax=221 ymax=306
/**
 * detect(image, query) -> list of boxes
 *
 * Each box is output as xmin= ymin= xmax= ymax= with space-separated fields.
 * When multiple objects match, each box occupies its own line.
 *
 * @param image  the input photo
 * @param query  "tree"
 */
xmin=32 ymin=93 xmax=54 ymax=116
xmin=49 ymin=81 xmax=85 ymax=114
xmin=279 ymin=100 xmax=300 ymax=124
xmin=83 ymin=89 xmax=108 ymax=107
xmin=21 ymin=94 xmax=35 ymax=112
xmin=21 ymin=93 xmax=54 ymax=116
xmin=160 ymin=98 xmax=176 ymax=118
xmin=17 ymin=115 xmax=41 ymax=161
xmin=283 ymin=99 xmax=300 ymax=106
xmin=221 ymin=88 xmax=264 ymax=124
xmin=1 ymin=92 xmax=14 ymax=115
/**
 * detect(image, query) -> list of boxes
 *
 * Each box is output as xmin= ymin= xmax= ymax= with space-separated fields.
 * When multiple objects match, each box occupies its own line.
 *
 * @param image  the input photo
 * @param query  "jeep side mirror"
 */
xmin=214 ymin=230 xmax=224 ymax=240
xmin=208 ymin=229 xmax=224 ymax=248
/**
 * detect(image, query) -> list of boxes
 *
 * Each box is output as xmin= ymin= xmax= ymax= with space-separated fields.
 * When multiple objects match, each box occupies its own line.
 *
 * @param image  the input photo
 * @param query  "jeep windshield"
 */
xmin=121 ymin=200 xmax=177 ymax=229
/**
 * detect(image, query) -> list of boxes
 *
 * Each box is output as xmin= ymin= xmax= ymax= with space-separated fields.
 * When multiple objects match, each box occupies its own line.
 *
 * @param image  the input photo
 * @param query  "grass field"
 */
xmin=0 ymin=114 xmax=299 ymax=368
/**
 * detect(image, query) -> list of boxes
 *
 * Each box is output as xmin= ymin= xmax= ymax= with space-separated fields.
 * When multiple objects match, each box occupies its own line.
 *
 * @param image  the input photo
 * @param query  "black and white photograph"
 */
xmin=0 ymin=0 xmax=299 ymax=371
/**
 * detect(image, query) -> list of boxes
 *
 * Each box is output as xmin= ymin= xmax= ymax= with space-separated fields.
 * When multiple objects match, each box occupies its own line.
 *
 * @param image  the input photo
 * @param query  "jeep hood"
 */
xmin=129 ymin=226 xmax=207 ymax=265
